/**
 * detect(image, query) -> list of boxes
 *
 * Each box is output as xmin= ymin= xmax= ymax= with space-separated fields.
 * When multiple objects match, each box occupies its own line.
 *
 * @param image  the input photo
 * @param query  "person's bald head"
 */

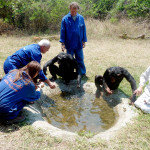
xmin=38 ymin=39 xmax=50 ymax=54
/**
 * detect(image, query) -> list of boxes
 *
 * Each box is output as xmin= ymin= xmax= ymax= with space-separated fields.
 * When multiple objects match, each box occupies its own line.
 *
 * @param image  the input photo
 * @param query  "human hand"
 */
xmin=134 ymin=86 xmax=143 ymax=96
xmin=129 ymin=101 xmax=134 ymax=105
xmin=144 ymin=100 xmax=150 ymax=105
xmin=36 ymin=87 xmax=41 ymax=91
xmin=82 ymin=42 xmax=85 ymax=48
xmin=49 ymin=83 xmax=56 ymax=89
xmin=61 ymin=43 xmax=66 ymax=52
xmin=39 ymin=82 xmax=44 ymax=88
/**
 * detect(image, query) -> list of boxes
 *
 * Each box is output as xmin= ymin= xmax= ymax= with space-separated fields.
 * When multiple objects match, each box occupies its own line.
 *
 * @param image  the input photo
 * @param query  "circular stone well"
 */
xmin=42 ymin=91 xmax=118 ymax=134
xmin=25 ymin=80 xmax=137 ymax=141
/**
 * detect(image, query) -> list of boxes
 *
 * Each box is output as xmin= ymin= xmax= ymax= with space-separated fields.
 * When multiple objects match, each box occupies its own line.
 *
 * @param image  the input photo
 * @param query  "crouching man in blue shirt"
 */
xmin=0 ymin=61 xmax=42 ymax=124
xmin=3 ymin=39 xmax=55 ymax=89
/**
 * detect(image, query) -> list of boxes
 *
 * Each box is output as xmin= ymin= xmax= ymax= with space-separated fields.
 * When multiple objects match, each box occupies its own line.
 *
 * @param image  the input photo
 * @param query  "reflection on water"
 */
xmin=42 ymin=92 xmax=118 ymax=134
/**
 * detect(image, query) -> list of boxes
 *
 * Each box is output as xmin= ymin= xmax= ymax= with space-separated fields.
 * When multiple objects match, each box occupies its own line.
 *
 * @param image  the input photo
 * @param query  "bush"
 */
xmin=0 ymin=0 xmax=149 ymax=33
xmin=0 ymin=0 xmax=71 ymax=33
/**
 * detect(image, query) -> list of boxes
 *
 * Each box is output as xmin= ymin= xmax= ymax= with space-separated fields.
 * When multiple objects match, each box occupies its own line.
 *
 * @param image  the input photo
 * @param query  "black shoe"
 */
xmin=4 ymin=113 xmax=26 ymax=125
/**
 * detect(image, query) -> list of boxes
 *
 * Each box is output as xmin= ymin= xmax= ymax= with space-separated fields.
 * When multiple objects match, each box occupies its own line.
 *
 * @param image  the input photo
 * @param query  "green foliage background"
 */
xmin=0 ymin=0 xmax=149 ymax=33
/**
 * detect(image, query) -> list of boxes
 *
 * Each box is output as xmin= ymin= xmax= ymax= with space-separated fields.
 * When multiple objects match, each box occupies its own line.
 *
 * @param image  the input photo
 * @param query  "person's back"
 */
xmin=0 ymin=71 xmax=37 ymax=109
xmin=5 ymin=44 xmax=41 ymax=72
xmin=3 ymin=39 xmax=56 ymax=91
xmin=0 ymin=61 xmax=41 ymax=122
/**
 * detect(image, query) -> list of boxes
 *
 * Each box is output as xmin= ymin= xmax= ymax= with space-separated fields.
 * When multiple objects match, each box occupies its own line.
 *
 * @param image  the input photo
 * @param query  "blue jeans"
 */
xmin=0 ymin=101 xmax=27 ymax=120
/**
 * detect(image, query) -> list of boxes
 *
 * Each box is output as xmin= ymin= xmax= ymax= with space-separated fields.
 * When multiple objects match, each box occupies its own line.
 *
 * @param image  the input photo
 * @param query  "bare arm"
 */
xmin=44 ymin=79 xmax=56 ymax=89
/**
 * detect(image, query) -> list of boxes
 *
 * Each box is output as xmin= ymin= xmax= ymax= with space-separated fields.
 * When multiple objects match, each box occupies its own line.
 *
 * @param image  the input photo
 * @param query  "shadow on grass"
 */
xmin=0 ymin=117 xmax=29 ymax=133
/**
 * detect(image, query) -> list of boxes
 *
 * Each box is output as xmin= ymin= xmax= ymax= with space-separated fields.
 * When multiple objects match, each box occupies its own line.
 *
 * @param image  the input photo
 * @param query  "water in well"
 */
xmin=41 ymin=91 xmax=118 ymax=134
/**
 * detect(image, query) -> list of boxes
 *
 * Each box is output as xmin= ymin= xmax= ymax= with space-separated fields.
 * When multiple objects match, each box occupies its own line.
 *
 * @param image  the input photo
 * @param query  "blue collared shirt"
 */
xmin=6 ymin=44 xmax=47 ymax=81
xmin=0 ymin=71 xmax=41 ymax=114
xmin=60 ymin=13 xmax=87 ymax=51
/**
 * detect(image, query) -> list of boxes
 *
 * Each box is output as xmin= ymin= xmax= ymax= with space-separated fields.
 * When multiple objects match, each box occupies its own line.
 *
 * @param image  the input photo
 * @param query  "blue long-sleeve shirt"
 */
xmin=4 ymin=44 xmax=47 ymax=80
xmin=60 ymin=13 xmax=87 ymax=51
xmin=0 ymin=71 xmax=41 ymax=114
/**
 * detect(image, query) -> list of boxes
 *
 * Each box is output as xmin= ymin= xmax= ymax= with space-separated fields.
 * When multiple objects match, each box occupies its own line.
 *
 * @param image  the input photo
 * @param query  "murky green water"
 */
xmin=42 ymin=91 xmax=118 ymax=134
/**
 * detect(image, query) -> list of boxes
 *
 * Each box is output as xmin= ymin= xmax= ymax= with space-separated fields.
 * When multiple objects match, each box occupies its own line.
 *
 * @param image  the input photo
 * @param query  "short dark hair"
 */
xmin=69 ymin=2 xmax=80 ymax=10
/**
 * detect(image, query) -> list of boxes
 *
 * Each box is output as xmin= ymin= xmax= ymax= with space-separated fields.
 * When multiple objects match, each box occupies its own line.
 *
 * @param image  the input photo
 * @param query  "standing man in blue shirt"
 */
xmin=60 ymin=2 xmax=87 ymax=76
xmin=3 ymin=39 xmax=55 ymax=89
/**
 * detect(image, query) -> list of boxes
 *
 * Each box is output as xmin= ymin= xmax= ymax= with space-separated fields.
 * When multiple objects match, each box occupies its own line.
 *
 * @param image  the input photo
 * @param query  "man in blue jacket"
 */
xmin=60 ymin=2 xmax=87 ymax=76
xmin=3 ymin=39 xmax=55 ymax=89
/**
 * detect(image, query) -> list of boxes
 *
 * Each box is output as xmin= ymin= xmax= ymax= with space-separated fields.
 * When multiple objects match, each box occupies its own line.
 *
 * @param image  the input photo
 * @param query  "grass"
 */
xmin=0 ymin=18 xmax=150 ymax=149
xmin=77 ymin=130 xmax=95 ymax=138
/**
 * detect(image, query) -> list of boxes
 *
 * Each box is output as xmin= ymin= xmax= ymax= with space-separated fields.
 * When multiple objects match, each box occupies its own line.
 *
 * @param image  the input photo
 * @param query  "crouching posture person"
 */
xmin=3 ymin=39 xmax=55 ymax=89
xmin=134 ymin=66 xmax=150 ymax=113
xmin=95 ymin=67 xmax=137 ymax=104
xmin=43 ymin=52 xmax=82 ymax=88
xmin=0 ymin=61 xmax=42 ymax=124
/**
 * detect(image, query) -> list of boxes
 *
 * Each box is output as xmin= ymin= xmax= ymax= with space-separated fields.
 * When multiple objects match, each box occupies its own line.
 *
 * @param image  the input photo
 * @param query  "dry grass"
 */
xmin=86 ymin=18 xmax=150 ymax=39
xmin=0 ymin=19 xmax=150 ymax=149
